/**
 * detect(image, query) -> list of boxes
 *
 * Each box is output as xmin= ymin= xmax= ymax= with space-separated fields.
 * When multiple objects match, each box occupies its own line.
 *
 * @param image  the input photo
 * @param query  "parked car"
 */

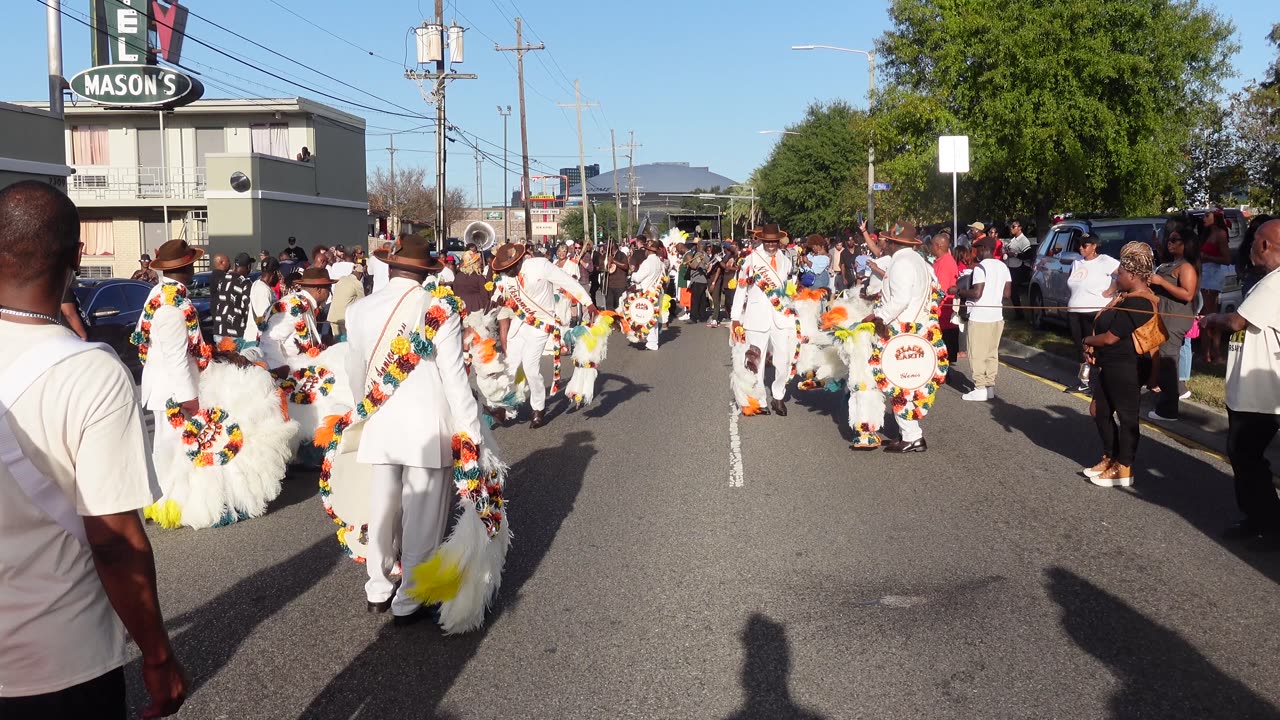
xmin=1027 ymin=218 xmax=1163 ymax=329
xmin=72 ymin=278 xmax=153 ymax=380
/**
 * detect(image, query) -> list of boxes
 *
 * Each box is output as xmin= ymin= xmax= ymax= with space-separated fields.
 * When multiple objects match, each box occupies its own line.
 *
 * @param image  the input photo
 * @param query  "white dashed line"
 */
xmin=728 ymin=401 xmax=745 ymax=488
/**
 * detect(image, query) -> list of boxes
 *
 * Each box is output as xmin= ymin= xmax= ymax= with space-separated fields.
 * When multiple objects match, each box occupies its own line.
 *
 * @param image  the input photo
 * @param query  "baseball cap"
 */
xmin=261 ymin=257 xmax=281 ymax=272
xmin=234 ymin=252 xmax=253 ymax=267
xmin=968 ymin=221 xmax=986 ymax=232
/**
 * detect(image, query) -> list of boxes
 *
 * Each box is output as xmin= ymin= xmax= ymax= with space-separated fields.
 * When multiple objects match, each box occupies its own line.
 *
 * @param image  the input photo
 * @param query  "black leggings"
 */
xmin=1093 ymin=362 xmax=1140 ymax=466
xmin=1068 ymin=312 xmax=1094 ymax=360
xmin=689 ymin=281 xmax=708 ymax=322
xmin=0 ymin=667 xmax=125 ymax=720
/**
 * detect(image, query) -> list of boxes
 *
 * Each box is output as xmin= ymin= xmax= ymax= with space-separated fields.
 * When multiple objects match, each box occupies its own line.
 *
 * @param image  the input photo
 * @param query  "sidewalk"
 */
xmin=996 ymin=337 xmax=1280 ymax=482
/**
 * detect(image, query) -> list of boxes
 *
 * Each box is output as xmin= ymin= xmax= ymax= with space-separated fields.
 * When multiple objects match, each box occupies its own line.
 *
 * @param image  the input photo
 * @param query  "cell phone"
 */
xmin=857 ymin=211 xmax=865 ymax=225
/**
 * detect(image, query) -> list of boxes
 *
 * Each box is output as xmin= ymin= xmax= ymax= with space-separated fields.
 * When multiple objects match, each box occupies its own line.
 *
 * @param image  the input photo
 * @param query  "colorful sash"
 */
xmin=745 ymin=262 xmax=804 ymax=380
xmin=131 ymin=279 xmax=211 ymax=369
xmin=268 ymin=292 xmax=324 ymax=358
xmin=497 ymin=281 xmax=568 ymax=395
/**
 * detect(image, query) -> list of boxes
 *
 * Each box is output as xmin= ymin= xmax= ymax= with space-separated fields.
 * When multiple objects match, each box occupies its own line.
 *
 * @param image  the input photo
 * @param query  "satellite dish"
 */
xmin=230 ymin=171 xmax=251 ymax=193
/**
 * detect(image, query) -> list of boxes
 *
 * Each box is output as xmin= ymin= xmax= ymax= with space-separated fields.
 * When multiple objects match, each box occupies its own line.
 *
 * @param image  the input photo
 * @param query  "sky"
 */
xmin=5 ymin=0 xmax=1275 ymax=208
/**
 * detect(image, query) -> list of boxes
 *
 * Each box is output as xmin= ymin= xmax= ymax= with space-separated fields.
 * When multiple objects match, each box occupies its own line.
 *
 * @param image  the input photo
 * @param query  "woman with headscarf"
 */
xmin=451 ymin=250 xmax=492 ymax=315
xmin=1081 ymin=242 xmax=1160 ymax=488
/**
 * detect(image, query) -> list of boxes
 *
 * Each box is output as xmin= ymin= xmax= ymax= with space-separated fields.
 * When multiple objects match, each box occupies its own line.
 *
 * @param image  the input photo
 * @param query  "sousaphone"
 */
xmin=463 ymin=220 xmax=498 ymax=251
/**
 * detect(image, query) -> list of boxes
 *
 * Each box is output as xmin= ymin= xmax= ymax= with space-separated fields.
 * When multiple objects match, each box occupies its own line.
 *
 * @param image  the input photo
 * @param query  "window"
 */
xmin=120 ymin=282 xmax=151 ymax=308
xmin=70 ymin=125 xmax=109 ymax=165
xmin=88 ymin=285 xmax=127 ymax=314
xmin=78 ymin=265 xmax=113 ymax=280
xmin=80 ymin=219 xmax=115 ymax=256
xmin=1092 ymin=224 xmax=1156 ymax=260
xmin=250 ymin=123 xmax=290 ymax=159
xmin=1040 ymin=229 xmax=1072 ymax=257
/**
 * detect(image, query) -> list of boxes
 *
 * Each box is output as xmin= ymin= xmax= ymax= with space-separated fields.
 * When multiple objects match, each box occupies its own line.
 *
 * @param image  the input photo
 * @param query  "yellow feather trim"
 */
xmin=144 ymin=500 xmax=183 ymax=529
xmin=407 ymin=548 xmax=464 ymax=605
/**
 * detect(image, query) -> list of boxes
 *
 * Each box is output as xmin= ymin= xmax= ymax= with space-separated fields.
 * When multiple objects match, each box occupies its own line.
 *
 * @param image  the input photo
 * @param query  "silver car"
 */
xmin=1027 ymin=218 xmax=1163 ymax=329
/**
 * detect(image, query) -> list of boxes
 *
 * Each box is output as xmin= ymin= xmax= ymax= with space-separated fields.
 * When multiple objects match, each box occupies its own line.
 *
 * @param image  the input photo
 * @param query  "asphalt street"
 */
xmin=128 ymin=320 xmax=1280 ymax=719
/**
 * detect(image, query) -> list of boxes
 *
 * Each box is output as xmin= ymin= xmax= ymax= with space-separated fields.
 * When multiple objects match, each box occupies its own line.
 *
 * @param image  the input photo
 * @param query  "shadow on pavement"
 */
xmin=990 ymin=401 xmax=1280 ymax=585
xmin=583 ymin=373 xmax=652 ymax=419
xmin=268 ymin=468 xmax=325 ymax=514
xmin=723 ymin=614 xmax=828 ymax=720
xmin=1046 ymin=567 xmax=1280 ymax=719
xmin=791 ymin=388 xmax=855 ymax=444
xmin=126 ymin=535 xmax=343 ymax=713
xmin=297 ymin=430 xmax=597 ymax=719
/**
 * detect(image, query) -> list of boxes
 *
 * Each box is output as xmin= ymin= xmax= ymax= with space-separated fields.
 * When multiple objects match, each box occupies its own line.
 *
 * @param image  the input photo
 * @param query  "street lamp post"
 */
xmin=792 ymin=44 xmax=876 ymax=231
xmin=498 ymin=105 xmax=512 ymax=241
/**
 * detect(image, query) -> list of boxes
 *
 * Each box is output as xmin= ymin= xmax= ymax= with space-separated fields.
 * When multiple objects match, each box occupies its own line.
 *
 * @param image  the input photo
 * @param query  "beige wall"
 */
xmin=311 ymin=117 xmax=366 ymax=201
xmin=448 ymin=206 xmax=531 ymax=244
xmin=0 ymin=102 xmax=69 ymax=190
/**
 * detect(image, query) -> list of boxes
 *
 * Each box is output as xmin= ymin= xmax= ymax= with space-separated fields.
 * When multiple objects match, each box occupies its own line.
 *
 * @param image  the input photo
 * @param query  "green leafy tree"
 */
xmin=558 ymin=203 xmax=626 ymax=243
xmin=754 ymin=101 xmax=871 ymax=235
xmin=876 ymin=0 xmax=1236 ymax=233
xmin=1229 ymin=24 xmax=1280 ymax=209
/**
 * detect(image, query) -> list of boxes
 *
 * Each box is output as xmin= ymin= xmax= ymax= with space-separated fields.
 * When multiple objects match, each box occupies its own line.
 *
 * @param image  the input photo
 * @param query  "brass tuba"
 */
xmin=462 ymin=220 xmax=498 ymax=252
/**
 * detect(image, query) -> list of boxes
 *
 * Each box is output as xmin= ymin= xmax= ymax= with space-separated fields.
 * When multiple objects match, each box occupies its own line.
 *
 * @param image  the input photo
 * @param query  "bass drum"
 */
xmin=320 ymin=421 xmax=398 ymax=569
xmin=628 ymin=296 xmax=656 ymax=327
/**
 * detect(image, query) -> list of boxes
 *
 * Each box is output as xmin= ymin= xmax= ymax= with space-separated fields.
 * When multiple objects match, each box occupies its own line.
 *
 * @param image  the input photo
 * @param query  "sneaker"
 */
xmin=706 ymin=321 xmax=719 ymax=327
xmin=1178 ymin=382 xmax=1191 ymax=400
xmin=1090 ymin=464 xmax=1133 ymax=488
xmin=1073 ymin=383 xmax=1091 ymax=393
xmin=1082 ymin=457 xmax=1111 ymax=478
xmin=1147 ymin=410 xmax=1177 ymax=423
xmin=962 ymin=387 xmax=991 ymax=402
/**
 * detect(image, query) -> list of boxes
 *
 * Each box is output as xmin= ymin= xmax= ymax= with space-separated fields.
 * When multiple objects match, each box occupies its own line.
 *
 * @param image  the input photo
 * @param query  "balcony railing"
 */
xmin=68 ymin=165 xmax=207 ymax=201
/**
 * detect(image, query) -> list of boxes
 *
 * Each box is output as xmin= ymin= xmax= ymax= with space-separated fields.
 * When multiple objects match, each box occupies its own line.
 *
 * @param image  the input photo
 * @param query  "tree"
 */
xmin=368 ymin=166 xmax=432 ymax=234
xmin=875 ymin=0 xmax=1237 ymax=234
xmin=558 ymin=203 xmax=625 ymax=243
xmin=754 ymin=102 xmax=871 ymax=235
xmin=1229 ymin=24 xmax=1280 ymax=209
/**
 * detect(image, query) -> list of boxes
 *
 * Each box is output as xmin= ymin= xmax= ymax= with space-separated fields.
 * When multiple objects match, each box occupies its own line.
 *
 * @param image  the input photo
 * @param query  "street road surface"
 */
xmin=129 ymin=322 xmax=1280 ymax=719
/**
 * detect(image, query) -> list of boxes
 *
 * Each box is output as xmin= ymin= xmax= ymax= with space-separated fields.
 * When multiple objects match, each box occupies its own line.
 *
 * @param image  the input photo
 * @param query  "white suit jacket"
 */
xmin=345 ymin=277 xmax=481 ymax=468
xmin=506 ymin=257 xmax=593 ymax=340
xmin=631 ymin=254 xmax=666 ymax=293
xmin=138 ymin=280 xmax=201 ymax=413
xmin=731 ymin=249 xmax=794 ymax=331
xmin=261 ymin=291 xmax=321 ymax=369
xmin=874 ymin=246 xmax=934 ymax=326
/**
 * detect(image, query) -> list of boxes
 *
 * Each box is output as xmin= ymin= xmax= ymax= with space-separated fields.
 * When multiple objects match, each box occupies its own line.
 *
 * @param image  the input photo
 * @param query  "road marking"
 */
xmin=1001 ymin=362 xmax=1231 ymax=465
xmin=728 ymin=401 xmax=745 ymax=488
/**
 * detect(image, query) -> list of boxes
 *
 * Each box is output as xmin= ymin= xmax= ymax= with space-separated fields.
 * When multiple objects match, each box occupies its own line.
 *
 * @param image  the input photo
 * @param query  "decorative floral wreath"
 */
xmin=131 ymin=281 xmax=212 ymax=369
xmin=452 ymin=433 xmax=505 ymax=538
xmin=165 ymin=402 xmax=244 ymax=467
xmin=279 ymin=365 xmax=336 ymax=405
xmin=317 ymin=284 xmax=463 ymax=561
xmin=868 ymin=287 xmax=949 ymax=421
xmin=743 ymin=267 xmax=805 ymax=379
xmin=270 ymin=293 xmax=325 ymax=357
xmin=622 ymin=284 xmax=663 ymax=342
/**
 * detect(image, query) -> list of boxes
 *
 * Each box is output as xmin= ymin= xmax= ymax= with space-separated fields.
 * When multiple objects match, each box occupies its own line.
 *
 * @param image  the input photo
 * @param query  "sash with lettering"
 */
xmin=742 ymin=252 xmax=804 ymax=380
xmin=497 ymin=278 xmax=568 ymax=394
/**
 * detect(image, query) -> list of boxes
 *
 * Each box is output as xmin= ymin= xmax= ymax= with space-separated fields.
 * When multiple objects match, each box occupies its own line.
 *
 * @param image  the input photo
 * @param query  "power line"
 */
xmin=264 ymin=0 xmax=402 ymax=66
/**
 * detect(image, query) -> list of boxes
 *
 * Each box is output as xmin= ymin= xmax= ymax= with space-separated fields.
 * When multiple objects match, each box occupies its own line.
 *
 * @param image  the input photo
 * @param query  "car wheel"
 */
xmin=1030 ymin=287 xmax=1046 ymax=330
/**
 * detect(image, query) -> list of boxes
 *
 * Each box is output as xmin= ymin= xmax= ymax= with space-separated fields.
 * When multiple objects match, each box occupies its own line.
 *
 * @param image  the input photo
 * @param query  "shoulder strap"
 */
xmin=0 ymin=335 xmax=108 ymax=546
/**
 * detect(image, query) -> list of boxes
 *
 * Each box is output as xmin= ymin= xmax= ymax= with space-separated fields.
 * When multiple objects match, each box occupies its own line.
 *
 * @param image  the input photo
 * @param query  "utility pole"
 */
xmin=498 ymin=105 xmax=511 ymax=241
xmin=558 ymin=80 xmax=598 ymax=242
xmin=475 ymin=145 xmax=483 ymax=211
xmin=496 ymin=18 xmax=544 ymax=245
xmin=46 ymin=0 xmax=64 ymax=118
xmin=627 ymin=130 xmax=639 ymax=237
xmin=407 ymin=4 xmax=475 ymax=250
xmin=388 ymin=134 xmax=397 ymax=236
xmin=606 ymin=130 xmax=622 ymax=243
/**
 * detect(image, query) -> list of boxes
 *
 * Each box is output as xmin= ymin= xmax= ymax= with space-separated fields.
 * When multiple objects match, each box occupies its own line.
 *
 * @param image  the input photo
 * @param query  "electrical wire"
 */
xmin=264 ymin=0 xmax=403 ymax=66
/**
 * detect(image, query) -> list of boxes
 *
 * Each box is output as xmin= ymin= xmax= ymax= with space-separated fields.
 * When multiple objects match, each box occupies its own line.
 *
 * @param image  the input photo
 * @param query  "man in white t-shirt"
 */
xmin=954 ymin=238 xmax=1011 ymax=401
xmin=1203 ymin=219 xmax=1280 ymax=546
xmin=0 ymin=182 xmax=186 ymax=717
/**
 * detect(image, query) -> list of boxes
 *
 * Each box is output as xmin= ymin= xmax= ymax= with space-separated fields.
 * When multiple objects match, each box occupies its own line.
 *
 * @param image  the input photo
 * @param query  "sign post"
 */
xmin=938 ymin=136 xmax=970 ymax=241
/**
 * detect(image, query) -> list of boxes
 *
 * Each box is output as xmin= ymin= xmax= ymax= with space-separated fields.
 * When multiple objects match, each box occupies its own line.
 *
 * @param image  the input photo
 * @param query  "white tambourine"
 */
xmin=629 ymin=296 xmax=656 ymax=327
xmin=879 ymin=333 xmax=938 ymax=391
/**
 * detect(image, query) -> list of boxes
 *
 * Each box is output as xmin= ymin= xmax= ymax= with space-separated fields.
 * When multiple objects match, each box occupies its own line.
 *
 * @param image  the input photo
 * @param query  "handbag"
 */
xmin=1127 ymin=291 xmax=1168 ymax=356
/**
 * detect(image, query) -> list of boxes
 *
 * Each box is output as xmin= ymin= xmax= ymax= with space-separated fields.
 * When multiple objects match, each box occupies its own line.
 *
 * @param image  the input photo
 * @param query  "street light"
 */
xmin=792 ymin=43 xmax=877 ymax=231
xmin=758 ymin=129 xmax=801 ymax=135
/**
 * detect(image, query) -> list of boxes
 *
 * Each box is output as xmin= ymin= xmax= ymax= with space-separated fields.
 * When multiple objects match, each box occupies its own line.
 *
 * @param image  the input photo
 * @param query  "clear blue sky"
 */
xmin=4 ymin=0 xmax=1275 ymax=206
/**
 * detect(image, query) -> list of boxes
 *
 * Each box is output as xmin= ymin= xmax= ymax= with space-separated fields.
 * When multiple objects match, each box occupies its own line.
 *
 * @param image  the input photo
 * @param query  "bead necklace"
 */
xmin=0 ymin=306 xmax=61 ymax=324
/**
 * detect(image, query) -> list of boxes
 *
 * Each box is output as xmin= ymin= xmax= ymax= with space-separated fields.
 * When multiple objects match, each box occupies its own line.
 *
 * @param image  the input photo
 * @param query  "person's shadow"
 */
xmin=582 ymin=372 xmax=652 ymax=419
xmin=1047 ymin=567 xmax=1280 ymax=719
xmin=297 ymin=430 xmax=597 ymax=719
xmin=125 ymin=536 xmax=343 ymax=713
xmin=723 ymin=614 xmax=829 ymax=720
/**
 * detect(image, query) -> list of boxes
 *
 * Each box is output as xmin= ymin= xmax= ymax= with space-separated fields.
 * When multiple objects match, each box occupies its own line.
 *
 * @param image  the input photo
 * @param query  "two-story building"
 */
xmin=0 ymin=101 xmax=71 ymax=192
xmin=18 ymin=97 xmax=368 ymax=278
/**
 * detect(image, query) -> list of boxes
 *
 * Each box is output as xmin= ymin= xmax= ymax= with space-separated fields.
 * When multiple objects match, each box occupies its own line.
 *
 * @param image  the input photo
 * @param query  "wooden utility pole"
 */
xmin=405 ymin=4 xmax=475 ymax=250
xmin=388 ymin=134 xmax=397 ymax=236
xmin=608 ymin=129 xmax=622 ymax=242
xmin=626 ymin=130 xmax=640 ymax=237
xmin=496 ymin=18 xmax=544 ymax=244
xmin=557 ymin=80 xmax=598 ymax=242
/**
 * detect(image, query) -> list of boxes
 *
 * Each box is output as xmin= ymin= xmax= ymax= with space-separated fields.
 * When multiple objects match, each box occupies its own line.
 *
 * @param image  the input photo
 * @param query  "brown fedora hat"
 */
xmin=373 ymin=235 xmax=443 ymax=272
xmin=296 ymin=266 xmax=337 ymax=287
xmin=150 ymin=239 xmax=205 ymax=271
xmin=490 ymin=242 xmax=527 ymax=272
xmin=752 ymin=224 xmax=788 ymax=242
xmin=883 ymin=221 xmax=922 ymax=245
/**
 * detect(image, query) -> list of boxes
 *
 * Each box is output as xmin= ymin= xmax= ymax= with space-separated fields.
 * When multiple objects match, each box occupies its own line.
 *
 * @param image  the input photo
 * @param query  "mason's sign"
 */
xmin=69 ymin=65 xmax=196 ymax=106
xmin=72 ymin=0 xmax=200 ymax=109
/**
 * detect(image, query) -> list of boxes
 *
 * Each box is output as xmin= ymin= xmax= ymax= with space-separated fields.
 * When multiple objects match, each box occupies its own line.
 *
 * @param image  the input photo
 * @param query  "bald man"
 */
xmin=1203 ymin=219 xmax=1280 ymax=545
xmin=0 ymin=181 xmax=186 ymax=717
xmin=209 ymin=253 xmax=230 ymax=321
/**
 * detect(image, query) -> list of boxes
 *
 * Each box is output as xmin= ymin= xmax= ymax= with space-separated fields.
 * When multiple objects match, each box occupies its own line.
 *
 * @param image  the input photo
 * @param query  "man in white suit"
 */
xmin=345 ymin=235 xmax=483 ymax=626
xmin=491 ymin=243 xmax=598 ymax=428
xmin=731 ymin=224 xmax=796 ymax=416
xmin=629 ymin=240 xmax=668 ymax=351
xmin=138 ymin=240 xmax=205 ymax=423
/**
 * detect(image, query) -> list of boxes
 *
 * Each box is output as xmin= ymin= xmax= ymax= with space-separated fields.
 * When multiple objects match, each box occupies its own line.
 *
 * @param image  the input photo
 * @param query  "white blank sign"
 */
xmin=938 ymin=136 xmax=970 ymax=174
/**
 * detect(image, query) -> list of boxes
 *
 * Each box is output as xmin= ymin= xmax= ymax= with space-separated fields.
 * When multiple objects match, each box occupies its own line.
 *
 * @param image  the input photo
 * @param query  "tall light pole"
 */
xmin=498 ymin=105 xmax=511 ymax=241
xmin=758 ymin=130 xmax=801 ymax=136
xmin=792 ymin=44 xmax=876 ymax=231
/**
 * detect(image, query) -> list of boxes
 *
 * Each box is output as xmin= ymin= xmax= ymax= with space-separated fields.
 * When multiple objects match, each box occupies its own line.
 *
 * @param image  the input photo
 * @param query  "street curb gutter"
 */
xmin=995 ymin=337 xmax=1280 ymax=483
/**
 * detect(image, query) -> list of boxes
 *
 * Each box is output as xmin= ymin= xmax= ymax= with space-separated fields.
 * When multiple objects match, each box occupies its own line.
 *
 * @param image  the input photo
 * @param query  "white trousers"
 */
xmin=745 ymin=327 xmax=796 ymax=402
xmin=366 ymin=464 xmax=451 ymax=616
xmin=892 ymin=417 xmax=923 ymax=442
xmin=646 ymin=318 xmax=661 ymax=350
xmin=506 ymin=327 xmax=549 ymax=412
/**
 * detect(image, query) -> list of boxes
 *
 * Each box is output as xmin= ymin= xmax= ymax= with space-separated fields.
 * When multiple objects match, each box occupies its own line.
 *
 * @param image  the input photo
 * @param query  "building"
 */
xmin=560 ymin=163 xmax=599 ymax=198
xmin=568 ymin=161 xmax=739 ymax=211
xmin=18 ymin=97 xmax=367 ymax=278
xmin=0 ymin=101 xmax=70 ymax=191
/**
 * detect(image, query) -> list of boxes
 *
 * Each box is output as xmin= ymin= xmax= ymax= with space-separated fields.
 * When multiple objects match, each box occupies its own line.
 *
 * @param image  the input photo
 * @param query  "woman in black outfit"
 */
xmin=1082 ymin=242 xmax=1158 ymax=488
xmin=1147 ymin=228 xmax=1199 ymax=421
xmin=450 ymin=250 xmax=492 ymax=315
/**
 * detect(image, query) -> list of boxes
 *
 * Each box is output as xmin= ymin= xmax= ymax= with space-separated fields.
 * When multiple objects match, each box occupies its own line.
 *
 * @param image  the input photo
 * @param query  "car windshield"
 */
xmin=187 ymin=274 xmax=211 ymax=298
xmin=1091 ymin=224 xmax=1154 ymax=259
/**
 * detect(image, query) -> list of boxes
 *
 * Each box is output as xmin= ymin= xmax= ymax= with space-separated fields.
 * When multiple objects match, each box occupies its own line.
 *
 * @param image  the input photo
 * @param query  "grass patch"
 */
xmin=1001 ymin=318 xmax=1226 ymax=408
